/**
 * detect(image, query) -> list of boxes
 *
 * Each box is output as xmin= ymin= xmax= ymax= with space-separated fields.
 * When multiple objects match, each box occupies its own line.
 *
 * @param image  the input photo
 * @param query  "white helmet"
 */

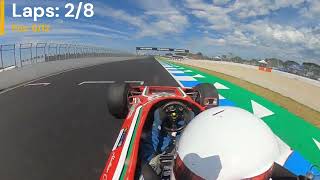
xmin=173 ymin=106 xmax=280 ymax=180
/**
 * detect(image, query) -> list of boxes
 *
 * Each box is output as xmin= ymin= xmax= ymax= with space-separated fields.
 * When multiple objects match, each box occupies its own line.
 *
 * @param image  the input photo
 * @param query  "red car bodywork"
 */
xmin=100 ymin=86 xmax=205 ymax=180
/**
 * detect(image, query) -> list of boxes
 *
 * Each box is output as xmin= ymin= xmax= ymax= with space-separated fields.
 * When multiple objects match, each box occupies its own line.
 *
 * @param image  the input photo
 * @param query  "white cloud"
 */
xmin=95 ymin=6 xmax=146 ymax=28
xmin=85 ymin=24 xmax=130 ymax=36
xmin=203 ymin=37 xmax=226 ymax=45
xmin=95 ymin=0 xmax=188 ymax=37
xmin=136 ymin=0 xmax=189 ymax=37
xmin=202 ymin=31 xmax=255 ymax=48
xmin=230 ymin=0 xmax=305 ymax=18
xmin=227 ymin=30 xmax=256 ymax=46
xmin=186 ymin=0 xmax=233 ymax=30
xmin=231 ymin=0 xmax=272 ymax=18
xmin=242 ymin=21 xmax=306 ymax=44
xmin=183 ymin=0 xmax=320 ymax=62
xmin=138 ymin=12 xmax=188 ymax=37
xmin=185 ymin=0 xmax=306 ymax=30
xmin=300 ymin=0 xmax=320 ymax=18
xmin=191 ymin=9 xmax=232 ymax=30
xmin=234 ymin=20 xmax=319 ymax=51
xmin=196 ymin=17 xmax=320 ymax=62
xmin=213 ymin=0 xmax=231 ymax=5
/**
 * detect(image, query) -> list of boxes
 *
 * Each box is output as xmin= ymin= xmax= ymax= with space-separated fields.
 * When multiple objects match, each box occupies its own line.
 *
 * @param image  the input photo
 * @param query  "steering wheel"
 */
xmin=161 ymin=101 xmax=190 ymax=133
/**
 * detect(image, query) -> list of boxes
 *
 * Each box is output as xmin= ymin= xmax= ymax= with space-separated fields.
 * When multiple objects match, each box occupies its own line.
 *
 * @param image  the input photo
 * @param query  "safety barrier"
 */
xmin=0 ymin=43 xmax=132 ymax=69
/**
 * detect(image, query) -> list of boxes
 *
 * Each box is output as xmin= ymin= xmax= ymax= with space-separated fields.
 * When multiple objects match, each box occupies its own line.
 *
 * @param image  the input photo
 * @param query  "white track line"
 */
xmin=24 ymin=83 xmax=51 ymax=87
xmin=78 ymin=81 xmax=115 ymax=85
xmin=124 ymin=81 xmax=145 ymax=85
xmin=78 ymin=81 xmax=145 ymax=86
xmin=0 ymin=62 xmax=121 ymax=95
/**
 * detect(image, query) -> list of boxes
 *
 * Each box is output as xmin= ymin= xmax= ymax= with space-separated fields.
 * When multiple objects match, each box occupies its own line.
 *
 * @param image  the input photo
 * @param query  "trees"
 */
xmin=265 ymin=58 xmax=284 ymax=67
xmin=303 ymin=62 xmax=320 ymax=77
xmin=283 ymin=60 xmax=300 ymax=67
xmin=230 ymin=56 xmax=244 ymax=63
xmin=196 ymin=52 xmax=203 ymax=56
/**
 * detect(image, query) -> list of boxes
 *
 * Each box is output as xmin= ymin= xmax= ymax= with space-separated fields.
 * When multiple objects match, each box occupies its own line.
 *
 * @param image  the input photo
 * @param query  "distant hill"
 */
xmin=246 ymin=59 xmax=260 ymax=66
xmin=185 ymin=53 xmax=319 ymax=76
xmin=207 ymin=54 xmax=319 ymax=80
xmin=283 ymin=60 xmax=300 ymax=67
xmin=302 ymin=62 xmax=320 ymax=79
xmin=303 ymin=62 xmax=320 ymax=69
xmin=265 ymin=58 xmax=284 ymax=67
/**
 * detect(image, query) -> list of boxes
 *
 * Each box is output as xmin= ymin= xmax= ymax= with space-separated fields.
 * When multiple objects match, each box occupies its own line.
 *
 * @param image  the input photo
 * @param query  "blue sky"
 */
xmin=1 ymin=0 xmax=320 ymax=64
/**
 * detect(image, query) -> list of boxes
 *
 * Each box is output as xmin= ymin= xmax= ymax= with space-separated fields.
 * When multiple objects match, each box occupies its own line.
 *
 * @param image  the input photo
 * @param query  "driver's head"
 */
xmin=173 ymin=106 xmax=279 ymax=180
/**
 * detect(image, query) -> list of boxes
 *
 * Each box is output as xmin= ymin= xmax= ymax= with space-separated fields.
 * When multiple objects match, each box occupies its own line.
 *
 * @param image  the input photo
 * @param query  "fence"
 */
xmin=0 ymin=43 xmax=132 ymax=69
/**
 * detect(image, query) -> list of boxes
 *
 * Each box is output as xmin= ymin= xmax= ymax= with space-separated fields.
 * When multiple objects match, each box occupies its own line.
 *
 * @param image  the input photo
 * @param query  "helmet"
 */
xmin=173 ymin=106 xmax=280 ymax=180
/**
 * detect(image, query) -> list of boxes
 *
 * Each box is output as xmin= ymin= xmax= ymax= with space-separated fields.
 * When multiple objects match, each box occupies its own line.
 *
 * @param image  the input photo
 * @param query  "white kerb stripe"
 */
xmin=112 ymin=106 xmax=142 ymax=180
xmin=219 ymin=94 xmax=226 ymax=100
xmin=174 ymin=76 xmax=197 ymax=81
xmin=214 ymin=82 xmax=229 ymax=89
xmin=313 ymin=138 xmax=320 ymax=150
xmin=169 ymin=70 xmax=185 ymax=74
xmin=157 ymin=61 xmax=185 ymax=88
xmin=166 ymin=68 xmax=178 ymax=70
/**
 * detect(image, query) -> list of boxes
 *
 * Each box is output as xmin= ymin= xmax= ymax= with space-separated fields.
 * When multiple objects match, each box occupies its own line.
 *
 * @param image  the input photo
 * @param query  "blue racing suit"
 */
xmin=140 ymin=108 xmax=192 ymax=163
xmin=141 ymin=109 xmax=173 ymax=162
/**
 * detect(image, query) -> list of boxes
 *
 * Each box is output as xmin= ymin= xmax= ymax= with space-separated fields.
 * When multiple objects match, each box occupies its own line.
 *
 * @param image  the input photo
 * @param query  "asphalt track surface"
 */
xmin=0 ymin=57 xmax=178 ymax=180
